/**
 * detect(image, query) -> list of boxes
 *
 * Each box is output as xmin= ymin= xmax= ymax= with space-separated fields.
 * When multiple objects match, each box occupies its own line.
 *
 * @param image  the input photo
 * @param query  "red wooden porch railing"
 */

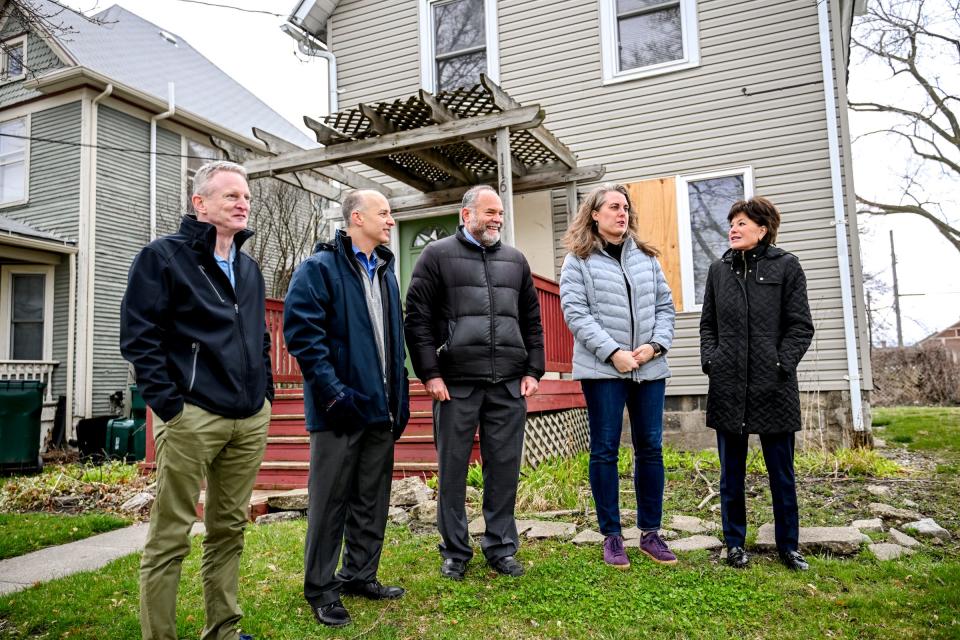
xmin=265 ymin=274 xmax=574 ymax=381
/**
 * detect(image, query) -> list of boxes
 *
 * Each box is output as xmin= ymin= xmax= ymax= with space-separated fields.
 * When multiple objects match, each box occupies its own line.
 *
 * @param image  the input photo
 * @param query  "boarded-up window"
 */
xmin=625 ymin=167 xmax=754 ymax=312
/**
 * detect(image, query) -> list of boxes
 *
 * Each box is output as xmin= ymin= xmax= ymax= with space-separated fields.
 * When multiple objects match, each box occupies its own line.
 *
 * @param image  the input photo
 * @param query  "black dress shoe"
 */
xmin=341 ymin=580 xmax=405 ymax=600
xmin=779 ymin=550 xmax=809 ymax=571
xmin=488 ymin=555 xmax=524 ymax=577
xmin=726 ymin=546 xmax=749 ymax=569
xmin=311 ymin=599 xmax=351 ymax=627
xmin=440 ymin=558 xmax=467 ymax=580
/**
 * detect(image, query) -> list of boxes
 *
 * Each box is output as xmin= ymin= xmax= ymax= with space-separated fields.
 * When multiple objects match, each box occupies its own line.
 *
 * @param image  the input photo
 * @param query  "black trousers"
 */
xmin=717 ymin=430 xmax=799 ymax=554
xmin=434 ymin=380 xmax=526 ymax=563
xmin=303 ymin=426 xmax=394 ymax=607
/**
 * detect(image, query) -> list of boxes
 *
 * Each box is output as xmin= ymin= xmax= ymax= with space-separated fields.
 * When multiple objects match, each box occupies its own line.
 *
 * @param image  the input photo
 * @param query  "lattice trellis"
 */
xmin=318 ymin=80 xmax=568 ymax=191
xmin=521 ymin=408 xmax=590 ymax=469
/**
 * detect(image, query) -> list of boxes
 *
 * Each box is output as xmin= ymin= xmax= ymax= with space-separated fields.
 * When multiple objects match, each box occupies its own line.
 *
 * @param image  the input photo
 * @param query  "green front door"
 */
xmin=398 ymin=214 xmax=460 ymax=300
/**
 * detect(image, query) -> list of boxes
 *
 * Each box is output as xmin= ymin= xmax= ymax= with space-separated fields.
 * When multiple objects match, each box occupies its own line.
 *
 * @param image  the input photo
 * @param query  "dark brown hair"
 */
xmin=727 ymin=196 xmax=780 ymax=245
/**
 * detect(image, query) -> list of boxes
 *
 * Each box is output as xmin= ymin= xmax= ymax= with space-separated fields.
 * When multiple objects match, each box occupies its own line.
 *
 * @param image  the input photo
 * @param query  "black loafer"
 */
xmin=440 ymin=558 xmax=467 ymax=580
xmin=311 ymin=599 xmax=351 ymax=627
xmin=488 ymin=555 xmax=524 ymax=577
xmin=779 ymin=550 xmax=809 ymax=571
xmin=726 ymin=546 xmax=749 ymax=569
xmin=341 ymin=580 xmax=405 ymax=600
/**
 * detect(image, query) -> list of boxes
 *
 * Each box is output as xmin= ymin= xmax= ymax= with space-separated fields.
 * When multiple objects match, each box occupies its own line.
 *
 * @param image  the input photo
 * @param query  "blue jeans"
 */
xmin=581 ymin=378 xmax=666 ymax=535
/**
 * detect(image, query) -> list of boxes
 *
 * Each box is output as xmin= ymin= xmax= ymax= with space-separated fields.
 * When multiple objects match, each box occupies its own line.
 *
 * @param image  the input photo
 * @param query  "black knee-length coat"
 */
xmin=699 ymin=244 xmax=814 ymax=434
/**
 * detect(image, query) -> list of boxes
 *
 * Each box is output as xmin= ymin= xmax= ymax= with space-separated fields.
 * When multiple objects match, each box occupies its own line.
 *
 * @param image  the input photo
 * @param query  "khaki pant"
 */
xmin=139 ymin=400 xmax=270 ymax=640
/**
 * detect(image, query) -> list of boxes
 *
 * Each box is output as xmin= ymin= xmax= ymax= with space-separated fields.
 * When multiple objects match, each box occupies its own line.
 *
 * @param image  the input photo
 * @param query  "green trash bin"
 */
xmin=104 ymin=385 xmax=148 ymax=462
xmin=129 ymin=384 xmax=146 ymax=420
xmin=0 ymin=380 xmax=45 ymax=473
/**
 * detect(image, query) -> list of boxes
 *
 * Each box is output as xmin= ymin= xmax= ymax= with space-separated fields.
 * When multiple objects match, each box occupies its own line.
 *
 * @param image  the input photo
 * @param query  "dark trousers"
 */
xmin=581 ymin=378 xmax=666 ymax=535
xmin=717 ymin=430 xmax=799 ymax=553
xmin=434 ymin=381 xmax=526 ymax=563
xmin=303 ymin=426 xmax=394 ymax=607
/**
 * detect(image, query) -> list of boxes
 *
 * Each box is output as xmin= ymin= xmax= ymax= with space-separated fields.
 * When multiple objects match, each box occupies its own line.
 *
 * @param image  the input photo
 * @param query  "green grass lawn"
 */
xmin=0 ymin=407 xmax=958 ymax=639
xmin=0 ymin=522 xmax=958 ymax=640
xmin=0 ymin=512 xmax=130 ymax=560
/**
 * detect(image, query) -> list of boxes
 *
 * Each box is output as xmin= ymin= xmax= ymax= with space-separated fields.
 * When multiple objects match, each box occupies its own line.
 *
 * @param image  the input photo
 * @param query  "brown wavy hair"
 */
xmin=562 ymin=183 xmax=658 ymax=259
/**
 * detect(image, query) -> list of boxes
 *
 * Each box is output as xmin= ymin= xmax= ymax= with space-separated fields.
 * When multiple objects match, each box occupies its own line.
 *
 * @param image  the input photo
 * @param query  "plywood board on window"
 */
xmin=625 ymin=177 xmax=683 ymax=312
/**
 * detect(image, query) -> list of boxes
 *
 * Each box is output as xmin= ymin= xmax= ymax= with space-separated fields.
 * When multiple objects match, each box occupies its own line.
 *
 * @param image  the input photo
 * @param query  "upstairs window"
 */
xmin=600 ymin=0 xmax=699 ymax=84
xmin=0 ymin=116 xmax=28 ymax=206
xmin=420 ymin=0 xmax=499 ymax=92
xmin=1 ymin=35 xmax=27 ymax=82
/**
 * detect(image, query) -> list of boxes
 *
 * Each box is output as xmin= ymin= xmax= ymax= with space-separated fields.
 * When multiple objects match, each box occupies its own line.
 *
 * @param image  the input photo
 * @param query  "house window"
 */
xmin=420 ymin=0 xmax=499 ymax=92
xmin=600 ymin=0 xmax=699 ymax=84
xmin=0 ymin=116 xmax=28 ymax=206
xmin=1 ymin=36 xmax=27 ymax=82
xmin=0 ymin=265 xmax=54 ymax=361
xmin=676 ymin=167 xmax=754 ymax=309
xmin=185 ymin=139 xmax=218 ymax=210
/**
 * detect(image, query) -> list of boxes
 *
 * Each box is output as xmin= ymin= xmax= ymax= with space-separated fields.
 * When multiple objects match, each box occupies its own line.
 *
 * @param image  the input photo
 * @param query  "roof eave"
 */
xmin=25 ymin=66 xmax=276 ymax=154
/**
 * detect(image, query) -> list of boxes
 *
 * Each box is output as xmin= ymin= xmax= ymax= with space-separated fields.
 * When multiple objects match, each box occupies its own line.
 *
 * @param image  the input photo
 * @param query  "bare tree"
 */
xmin=0 ymin=1 xmax=108 ymax=77
xmin=850 ymin=0 xmax=960 ymax=253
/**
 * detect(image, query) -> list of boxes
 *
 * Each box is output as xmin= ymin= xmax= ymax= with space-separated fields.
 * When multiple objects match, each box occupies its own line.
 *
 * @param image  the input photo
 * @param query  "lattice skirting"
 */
xmin=521 ymin=408 xmax=590 ymax=468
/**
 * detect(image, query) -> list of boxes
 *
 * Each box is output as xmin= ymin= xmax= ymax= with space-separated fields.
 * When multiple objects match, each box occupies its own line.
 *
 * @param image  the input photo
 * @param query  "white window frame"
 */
xmin=0 ymin=264 xmax=55 ymax=360
xmin=0 ymin=113 xmax=30 ymax=209
xmin=599 ymin=0 xmax=700 ymax=85
xmin=675 ymin=166 xmax=754 ymax=312
xmin=419 ymin=0 xmax=500 ymax=93
xmin=181 ymin=137 xmax=219 ymax=210
xmin=0 ymin=35 xmax=27 ymax=83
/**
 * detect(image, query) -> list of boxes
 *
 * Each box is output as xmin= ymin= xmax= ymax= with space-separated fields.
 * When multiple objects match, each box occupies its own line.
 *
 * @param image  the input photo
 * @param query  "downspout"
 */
xmin=281 ymin=23 xmax=338 ymax=113
xmin=817 ymin=0 xmax=864 ymax=431
xmin=150 ymin=82 xmax=175 ymax=241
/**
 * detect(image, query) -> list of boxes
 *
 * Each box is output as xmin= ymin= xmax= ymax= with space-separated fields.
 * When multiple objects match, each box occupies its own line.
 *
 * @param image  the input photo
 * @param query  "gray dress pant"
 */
xmin=303 ymin=425 xmax=394 ymax=607
xmin=434 ymin=379 xmax=526 ymax=563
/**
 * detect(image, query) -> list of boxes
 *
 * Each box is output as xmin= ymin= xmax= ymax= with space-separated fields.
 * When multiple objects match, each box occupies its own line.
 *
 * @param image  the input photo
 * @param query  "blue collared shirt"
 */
xmin=214 ymin=244 xmax=237 ymax=288
xmin=352 ymin=244 xmax=378 ymax=282
xmin=461 ymin=225 xmax=482 ymax=247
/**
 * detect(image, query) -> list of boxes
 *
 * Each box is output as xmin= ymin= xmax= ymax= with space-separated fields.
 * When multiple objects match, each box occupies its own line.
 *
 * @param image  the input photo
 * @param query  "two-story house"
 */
xmin=284 ymin=0 xmax=874 ymax=448
xmin=0 ymin=0 xmax=321 ymax=449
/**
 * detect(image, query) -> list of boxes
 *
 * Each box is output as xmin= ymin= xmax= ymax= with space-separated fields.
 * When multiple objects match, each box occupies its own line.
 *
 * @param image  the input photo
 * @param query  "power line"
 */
xmin=170 ymin=0 xmax=285 ymax=18
xmin=0 ymin=132 xmax=219 ymax=160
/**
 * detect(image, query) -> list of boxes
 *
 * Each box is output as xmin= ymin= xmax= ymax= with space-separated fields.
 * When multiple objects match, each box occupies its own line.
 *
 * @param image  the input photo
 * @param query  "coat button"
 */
xmin=759 ymin=277 xmax=764 ymax=280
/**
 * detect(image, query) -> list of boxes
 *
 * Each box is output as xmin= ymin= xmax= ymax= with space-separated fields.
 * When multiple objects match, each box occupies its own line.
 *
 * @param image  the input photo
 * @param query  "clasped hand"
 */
xmin=611 ymin=344 xmax=655 ymax=373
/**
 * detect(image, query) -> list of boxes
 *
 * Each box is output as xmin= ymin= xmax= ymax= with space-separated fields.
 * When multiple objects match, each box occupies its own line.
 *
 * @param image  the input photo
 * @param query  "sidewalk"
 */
xmin=0 ymin=522 xmax=204 ymax=597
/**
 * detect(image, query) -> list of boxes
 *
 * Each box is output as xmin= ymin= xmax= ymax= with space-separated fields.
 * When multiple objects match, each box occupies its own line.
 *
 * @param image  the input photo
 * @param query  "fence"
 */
xmin=871 ymin=343 xmax=960 ymax=406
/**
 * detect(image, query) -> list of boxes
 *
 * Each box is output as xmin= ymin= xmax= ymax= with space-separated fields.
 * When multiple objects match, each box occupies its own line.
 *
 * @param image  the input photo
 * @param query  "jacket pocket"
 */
xmin=188 ymin=342 xmax=200 ymax=392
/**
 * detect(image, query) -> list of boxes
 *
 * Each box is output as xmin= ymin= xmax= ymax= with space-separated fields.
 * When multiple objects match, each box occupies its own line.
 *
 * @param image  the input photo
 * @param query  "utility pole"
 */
xmin=890 ymin=230 xmax=903 ymax=348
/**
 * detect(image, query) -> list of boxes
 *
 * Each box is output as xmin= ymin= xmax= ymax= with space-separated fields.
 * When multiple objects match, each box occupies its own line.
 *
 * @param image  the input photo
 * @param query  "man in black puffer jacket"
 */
xmin=405 ymin=185 xmax=545 ymax=581
xmin=121 ymin=161 xmax=273 ymax=640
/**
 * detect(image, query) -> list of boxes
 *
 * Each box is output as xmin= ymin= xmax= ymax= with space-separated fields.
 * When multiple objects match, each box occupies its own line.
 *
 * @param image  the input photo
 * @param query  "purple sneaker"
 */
xmin=603 ymin=535 xmax=630 ymax=569
xmin=639 ymin=531 xmax=678 ymax=565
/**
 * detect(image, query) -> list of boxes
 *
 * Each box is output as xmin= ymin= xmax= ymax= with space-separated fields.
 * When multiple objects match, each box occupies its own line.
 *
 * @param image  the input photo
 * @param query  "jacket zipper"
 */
xmin=188 ymin=342 xmax=199 ymax=392
xmin=482 ymin=250 xmax=498 ymax=382
xmin=602 ymin=248 xmax=635 ymax=379
xmin=734 ymin=251 xmax=750 ymax=434
xmin=198 ymin=265 xmax=225 ymax=303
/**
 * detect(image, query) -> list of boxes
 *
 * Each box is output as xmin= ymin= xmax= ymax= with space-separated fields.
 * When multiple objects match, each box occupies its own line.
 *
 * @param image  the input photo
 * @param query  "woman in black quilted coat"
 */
xmin=699 ymin=196 xmax=814 ymax=571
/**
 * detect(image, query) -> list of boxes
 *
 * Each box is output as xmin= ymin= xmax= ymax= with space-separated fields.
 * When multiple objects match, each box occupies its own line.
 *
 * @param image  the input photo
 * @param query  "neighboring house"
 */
xmin=286 ymin=0 xmax=875 ymax=446
xmin=919 ymin=319 xmax=960 ymax=362
xmin=0 ymin=0 xmax=320 ymax=446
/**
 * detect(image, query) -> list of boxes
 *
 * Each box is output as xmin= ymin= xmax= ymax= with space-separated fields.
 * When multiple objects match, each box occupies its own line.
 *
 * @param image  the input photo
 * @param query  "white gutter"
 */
xmin=150 ymin=83 xmax=175 ymax=241
xmin=281 ymin=22 xmax=338 ymax=113
xmin=817 ymin=0 xmax=864 ymax=431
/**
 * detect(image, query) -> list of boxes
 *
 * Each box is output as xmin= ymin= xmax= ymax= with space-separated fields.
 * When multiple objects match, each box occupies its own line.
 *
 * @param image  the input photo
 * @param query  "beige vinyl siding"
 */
xmin=92 ymin=106 xmax=181 ymax=415
xmin=327 ymin=0 xmax=868 ymax=395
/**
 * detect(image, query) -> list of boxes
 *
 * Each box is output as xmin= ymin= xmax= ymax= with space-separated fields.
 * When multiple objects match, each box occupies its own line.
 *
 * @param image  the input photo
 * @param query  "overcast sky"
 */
xmin=61 ymin=0 xmax=959 ymax=345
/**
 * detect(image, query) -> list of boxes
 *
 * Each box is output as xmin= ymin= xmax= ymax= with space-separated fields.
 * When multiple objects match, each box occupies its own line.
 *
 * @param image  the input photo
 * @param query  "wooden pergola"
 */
xmin=243 ymin=75 xmax=604 ymax=244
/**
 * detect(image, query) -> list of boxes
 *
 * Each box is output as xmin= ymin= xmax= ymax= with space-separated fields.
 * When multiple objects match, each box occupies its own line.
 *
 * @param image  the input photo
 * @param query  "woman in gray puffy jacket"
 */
xmin=559 ymin=183 xmax=676 ymax=569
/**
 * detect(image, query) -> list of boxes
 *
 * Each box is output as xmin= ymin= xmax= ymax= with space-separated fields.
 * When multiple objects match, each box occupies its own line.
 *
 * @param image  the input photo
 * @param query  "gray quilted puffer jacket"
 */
xmin=559 ymin=238 xmax=676 ymax=381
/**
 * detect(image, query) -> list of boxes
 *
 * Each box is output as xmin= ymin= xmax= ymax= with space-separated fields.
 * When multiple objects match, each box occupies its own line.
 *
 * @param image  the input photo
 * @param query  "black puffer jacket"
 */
xmin=699 ymin=244 xmax=814 ymax=434
xmin=121 ymin=215 xmax=274 ymax=422
xmin=405 ymin=227 xmax=545 ymax=384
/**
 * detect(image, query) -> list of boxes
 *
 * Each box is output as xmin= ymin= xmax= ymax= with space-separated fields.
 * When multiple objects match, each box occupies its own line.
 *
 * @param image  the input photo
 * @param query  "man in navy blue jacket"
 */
xmin=283 ymin=189 xmax=409 ymax=628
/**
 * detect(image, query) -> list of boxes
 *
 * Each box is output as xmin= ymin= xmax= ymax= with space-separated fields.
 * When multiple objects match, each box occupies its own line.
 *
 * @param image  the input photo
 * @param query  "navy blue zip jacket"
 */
xmin=120 ymin=215 xmax=274 ymax=423
xmin=283 ymin=231 xmax=410 ymax=435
